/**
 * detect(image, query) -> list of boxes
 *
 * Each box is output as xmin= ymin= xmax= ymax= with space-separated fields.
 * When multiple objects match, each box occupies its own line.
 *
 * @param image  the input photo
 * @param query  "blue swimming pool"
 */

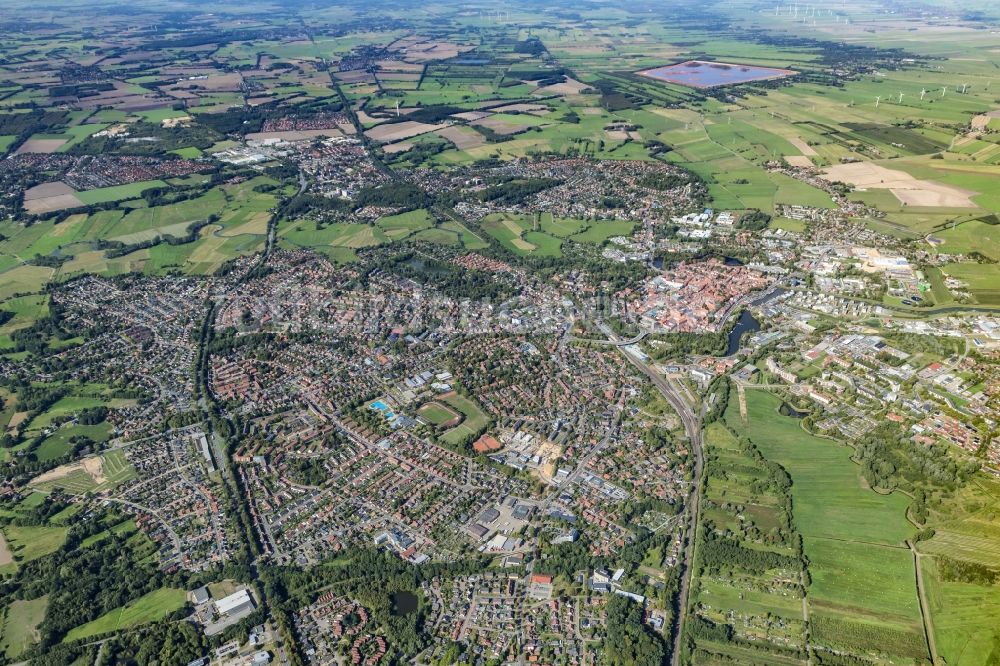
xmin=370 ymin=400 xmax=389 ymax=411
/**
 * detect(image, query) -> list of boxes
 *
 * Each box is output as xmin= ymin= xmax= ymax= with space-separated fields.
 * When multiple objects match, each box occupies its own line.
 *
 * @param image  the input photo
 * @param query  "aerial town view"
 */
xmin=0 ymin=0 xmax=999 ymax=664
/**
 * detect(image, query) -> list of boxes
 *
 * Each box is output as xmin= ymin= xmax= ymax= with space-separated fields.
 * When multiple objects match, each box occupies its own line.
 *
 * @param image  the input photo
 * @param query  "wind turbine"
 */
xmin=920 ymin=88 xmax=926 ymax=100
xmin=941 ymin=86 xmax=947 ymax=97
xmin=898 ymin=92 xmax=904 ymax=103
xmin=874 ymin=96 xmax=881 ymax=109
xmin=395 ymin=100 xmax=400 ymax=117
xmin=961 ymin=83 xmax=968 ymax=94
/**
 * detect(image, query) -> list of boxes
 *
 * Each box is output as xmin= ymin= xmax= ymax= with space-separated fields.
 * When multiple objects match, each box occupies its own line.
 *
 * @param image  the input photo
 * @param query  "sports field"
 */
xmin=440 ymin=393 xmax=489 ymax=446
xmin=417 ymin=401 xmax=461 ymax=427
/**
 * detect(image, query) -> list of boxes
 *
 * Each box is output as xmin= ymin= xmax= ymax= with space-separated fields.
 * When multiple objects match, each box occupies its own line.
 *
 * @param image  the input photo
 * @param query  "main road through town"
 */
xmin=596 ymin=320 xmax=704 ymax=666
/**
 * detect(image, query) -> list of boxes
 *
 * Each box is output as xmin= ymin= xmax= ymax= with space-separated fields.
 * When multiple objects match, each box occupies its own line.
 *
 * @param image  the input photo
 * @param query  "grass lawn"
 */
xmin=0 ymin=596 xmax=48 ymax=659
xmin=64 ymin=588 xmax=187 ymax=642
xmin=169 ymin=146 xmax=203 ymax=159
xmin=440 ymin=393 xmax=488 ymax=446
xmin=770 ymin=216 xmax=807 ymax=233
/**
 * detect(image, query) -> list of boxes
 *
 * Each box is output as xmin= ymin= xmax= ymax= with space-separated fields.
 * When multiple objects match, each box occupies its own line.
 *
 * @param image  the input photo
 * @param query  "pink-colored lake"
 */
xmin=638 ymin=60 xmax=796 ymax=88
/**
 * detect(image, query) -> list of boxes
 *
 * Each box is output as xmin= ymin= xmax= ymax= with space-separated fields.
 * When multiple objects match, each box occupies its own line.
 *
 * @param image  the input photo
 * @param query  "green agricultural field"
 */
xmin=735 ymin=390 xmax=913 ymax=545
xmin=281 ymin=220 xmax=389 ymax=250
xmin=733 ymin=389 xmax=924 ymax=660
xmin=922 ymin=556 xmax=1000 ymax=666
xmin=75 ymin=180 xmax=169 ymax=206
xmin=0 ymin=596 xmax=48 ymax=659
xmin=376 ymin=209 xmax=435 ymax=240
xmin=537 ymin=214 xmax=587 ymax=237
xmin=0 ymin=524 xmax=67 ymax=574
xmin=941 ymin=262 xmax=1000 ymax=304
xmin=33 ymin=422 xmax=113 ymax=463
xmin=570 ymin=220 xmax=636 ymax=244
xmin=932 ymin=219 xmax=1000 ymax=261
xmin=63 ymin=587 xmax=188 ymax=642
xmin=24 ymin=395 xmax=131 ymax=434
xmin=806 ymin=538 xmax=924 ymax=640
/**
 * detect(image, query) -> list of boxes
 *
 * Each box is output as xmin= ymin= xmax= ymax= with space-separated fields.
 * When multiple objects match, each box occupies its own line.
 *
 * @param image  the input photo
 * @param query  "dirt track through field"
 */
xmin=0 ymin=529 xmax=12 ymax=566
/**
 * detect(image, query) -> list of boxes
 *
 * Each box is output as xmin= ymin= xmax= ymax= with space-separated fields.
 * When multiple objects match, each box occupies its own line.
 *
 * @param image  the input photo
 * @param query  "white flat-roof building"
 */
xmin=215 ymin=589 xmax=255 ymax=617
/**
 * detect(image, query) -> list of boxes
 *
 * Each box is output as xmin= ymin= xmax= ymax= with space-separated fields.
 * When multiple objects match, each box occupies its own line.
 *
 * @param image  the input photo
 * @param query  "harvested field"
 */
xmin=491 ymin=103 xmax=551 ymax=115
xmin=364 ymin=120 xmax=442 ymax=143
xmin=23 ymin=181 xmax=76 ymax=201
xmin=821 ymin=162 xmax=979 ymax=208
xmin=970 ymin=110 xmax=1000 ymax=130
xmin=22 ymin=181 xmax=86 ymax=214
xmin=23 ymin=194 xmax=85 ymax=214
xmin=785 ymin=155 xmax=814 ymax=167
xmin=435 ymin=125 xmax=485 ymax=150
xmin=382 ymin=142 xmax=413 ymax=154
xmin=450 ymin=111 xmax=492 ymax=121
xmin=246 ymin=128 xmax=344 ymax=142
xmin=472 ymin=117 xmax=530 ymax=136
xmin=376 ymin=72 xmax=421 ymax=82
xmin=16 ymin=138 xmax=66 ymax=154
xmin=400 ymin=40 xmax=475 ymax=62
xmin=335 ymin=70 xmax=376 ymax=84
xmin=787 ymin=136 xmax=818 ymax=156
xmin=0 ymin=530 xmax=11 ymax=567
xmin=220 ymin=213 xmax=270 ymax=236
xmin=534 ymin=77 xmax=592 ymax=96
xmin=356 ymin=110 xmax=386 ymax=126
xmin=375 ymin=60 xmax=423 ymax=72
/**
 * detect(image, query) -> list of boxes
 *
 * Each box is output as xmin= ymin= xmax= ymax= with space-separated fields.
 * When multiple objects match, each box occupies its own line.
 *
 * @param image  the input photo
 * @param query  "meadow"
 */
xmin=0 ymin=524 xmax=68 ymax=575
xmin=0 ymin=596 xmax=48 ymax=659
xmin=63 ymin=587 xmax=187 ymax=642
xmin=731 ymin=389 xmax=925 ymax=660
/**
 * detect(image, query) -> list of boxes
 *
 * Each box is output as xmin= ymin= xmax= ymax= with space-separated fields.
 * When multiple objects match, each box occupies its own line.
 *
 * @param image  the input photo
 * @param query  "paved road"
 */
xmin=596 ymin=320 xmax=703 ymax=666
